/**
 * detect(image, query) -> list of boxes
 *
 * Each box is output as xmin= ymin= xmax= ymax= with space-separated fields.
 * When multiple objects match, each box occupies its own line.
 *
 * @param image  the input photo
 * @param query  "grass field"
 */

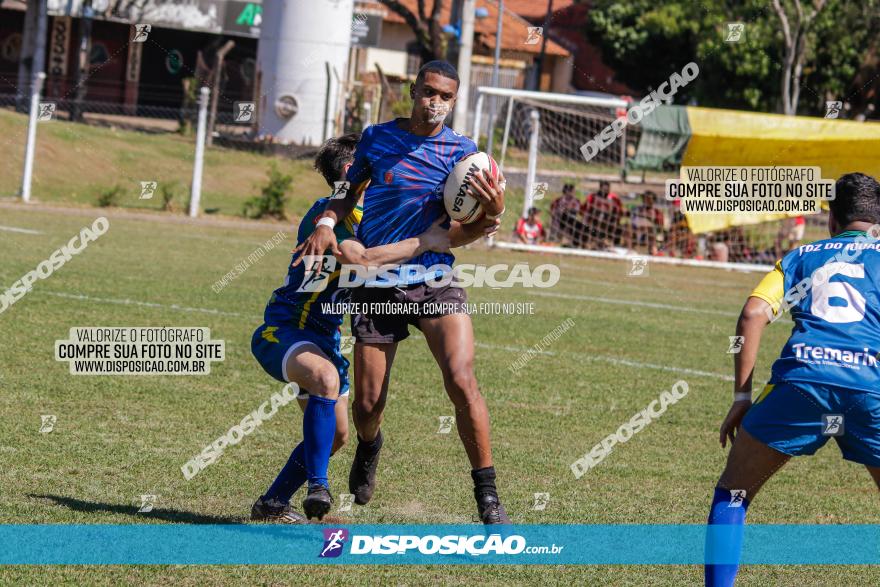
xmin=1 ymin=202 xmax=878 ymax=586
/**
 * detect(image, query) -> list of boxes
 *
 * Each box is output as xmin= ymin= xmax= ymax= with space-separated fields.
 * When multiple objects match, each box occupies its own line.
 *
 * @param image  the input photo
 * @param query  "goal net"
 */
xmin=473 ymin=87 xmax=824 ymax=271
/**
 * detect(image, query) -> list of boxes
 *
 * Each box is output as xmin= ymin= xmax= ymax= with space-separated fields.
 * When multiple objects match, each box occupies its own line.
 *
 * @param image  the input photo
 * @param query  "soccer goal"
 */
xmin=471 ymin=86 xmax=822 ymax=272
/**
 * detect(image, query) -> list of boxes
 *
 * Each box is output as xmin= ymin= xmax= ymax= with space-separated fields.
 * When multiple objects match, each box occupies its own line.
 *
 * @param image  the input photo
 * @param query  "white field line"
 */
xmin=474 ymin=341 xmax=733 ymax=382
xmin=38 ymin=291 xmax=256 ymax=319
xmin=525 ymin=290 xmax=741 ymax=317
xmin=35 ymin=290 xmax=733 ymax=381
xmin=560 ymin=273 xmax=749 ymax=291
xmin=494 ymin=240 xmax=772 ymax=272
xmin=0 ymin=225 xmax=42 ymax=235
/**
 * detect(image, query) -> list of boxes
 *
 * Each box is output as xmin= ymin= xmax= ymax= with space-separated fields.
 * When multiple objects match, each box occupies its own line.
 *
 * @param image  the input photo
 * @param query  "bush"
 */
xmin=96 ymin=185 xmax=123 ymax=207
xmin=160 ymin=183 xmax=180 ymax=212
xmin=243 ymin=163 xmax=292 ymax=220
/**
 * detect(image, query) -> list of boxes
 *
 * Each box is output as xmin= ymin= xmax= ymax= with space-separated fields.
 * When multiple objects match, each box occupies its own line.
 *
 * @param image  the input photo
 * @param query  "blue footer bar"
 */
xmin=1 ymin=524 xmax=878 ymax=565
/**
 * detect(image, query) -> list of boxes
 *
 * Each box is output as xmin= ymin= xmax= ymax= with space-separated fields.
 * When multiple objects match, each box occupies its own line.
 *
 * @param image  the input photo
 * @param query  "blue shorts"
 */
xmin=743 ymin=380 xmax=880 ymax=467
xmin=251 ymin=324 xmax=350 ymax=398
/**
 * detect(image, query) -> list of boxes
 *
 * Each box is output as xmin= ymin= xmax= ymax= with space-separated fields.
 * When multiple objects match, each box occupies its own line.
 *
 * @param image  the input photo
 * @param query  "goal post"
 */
xmin=470 ymin=86 xmax=825 ymax=272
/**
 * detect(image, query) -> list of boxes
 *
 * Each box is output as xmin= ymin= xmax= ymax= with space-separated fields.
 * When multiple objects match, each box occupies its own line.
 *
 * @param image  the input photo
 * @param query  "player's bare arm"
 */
xmin=720 ymin=296 xmax=772 ymax=448
xmin=337 ymin=218 xmax=451 ymax=266
xmin=291 ymin=178 xmax=369 ymax=266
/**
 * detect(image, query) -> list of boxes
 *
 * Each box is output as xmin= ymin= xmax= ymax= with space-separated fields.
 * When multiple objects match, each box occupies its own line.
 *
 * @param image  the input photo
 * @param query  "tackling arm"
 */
xmin=337 ymin=219 xmax=450 ymax=266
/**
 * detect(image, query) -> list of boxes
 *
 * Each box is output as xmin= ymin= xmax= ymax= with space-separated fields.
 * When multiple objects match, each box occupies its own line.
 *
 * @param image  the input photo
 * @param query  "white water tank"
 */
xmin=257 ymin=0 xmax=354 ymax=144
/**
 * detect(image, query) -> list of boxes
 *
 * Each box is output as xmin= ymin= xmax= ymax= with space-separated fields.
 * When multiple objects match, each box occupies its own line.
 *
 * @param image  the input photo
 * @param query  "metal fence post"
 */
xmin=189 ymin=86 xmax=210 ymax=218
xmin=21 ymin=72 xmax=46 ymax=203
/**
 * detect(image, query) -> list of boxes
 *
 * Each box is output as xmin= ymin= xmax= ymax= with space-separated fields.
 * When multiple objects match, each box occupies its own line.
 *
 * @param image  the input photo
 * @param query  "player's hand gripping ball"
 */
xmin=443 ymin=152 xmax=503 ymax=223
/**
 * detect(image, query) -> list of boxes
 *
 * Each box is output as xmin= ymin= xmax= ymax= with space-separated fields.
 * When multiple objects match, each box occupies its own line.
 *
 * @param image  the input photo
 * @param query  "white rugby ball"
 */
xmin=443 ymin=152 xmax=499 ymax=224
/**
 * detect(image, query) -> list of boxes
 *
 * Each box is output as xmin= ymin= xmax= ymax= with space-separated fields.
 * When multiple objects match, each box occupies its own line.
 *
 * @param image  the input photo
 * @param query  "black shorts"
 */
xmin=351 ymin=281 xmax=468 ymax=343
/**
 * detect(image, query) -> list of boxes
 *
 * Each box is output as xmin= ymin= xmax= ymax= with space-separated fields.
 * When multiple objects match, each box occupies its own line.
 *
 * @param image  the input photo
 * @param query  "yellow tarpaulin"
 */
xmin=682 ymin=106 xmax=880 ymax=234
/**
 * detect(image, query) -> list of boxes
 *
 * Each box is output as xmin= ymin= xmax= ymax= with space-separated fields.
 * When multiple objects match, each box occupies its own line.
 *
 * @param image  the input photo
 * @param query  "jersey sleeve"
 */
xmin=346 ymin=126 xmax=374 ymax=185
xmin=750 ymin=260 xmax=785 ymax=315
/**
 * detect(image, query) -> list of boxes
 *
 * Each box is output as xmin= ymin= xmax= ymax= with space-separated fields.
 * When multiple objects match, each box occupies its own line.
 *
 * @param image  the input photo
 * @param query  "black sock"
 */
xmin=357 ymin=430 xmax=382 ymax=450
xmin=471 ymin=466 xmax=498 ymax=502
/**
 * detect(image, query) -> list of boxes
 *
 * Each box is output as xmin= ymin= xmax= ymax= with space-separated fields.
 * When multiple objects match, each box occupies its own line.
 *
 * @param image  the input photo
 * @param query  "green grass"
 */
xmin=0 ymin=109 xmax=325 ymax=218
xmin=1 ymin=204 xmax=878 ymax=585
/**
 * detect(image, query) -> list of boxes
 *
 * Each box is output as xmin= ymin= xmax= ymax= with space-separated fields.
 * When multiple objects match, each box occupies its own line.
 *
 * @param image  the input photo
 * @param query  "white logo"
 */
xmin=571 ymin=381 xmax=689 ymax=478
xmin=725 ymin=23 xmax=744 ymax=43
xmin=139 ymin=181 xmax=157 ymax=200
xmin=581 ymin=62 xmax=699 ymax=162
xmin=39 ymin=414 xmax=57 ymax=433
xmin=825 ymin=101 xmax=843 ymax=119
xmin=339 ymin=335 xmax=355 ymax=355
xmin=132 ymin=24 xmax=151 ymax=43
xmin=338 ymin=262 xmax=560 ymax=289
xmin=1 ymin=217 xmax=110 ymax=316
xmin=728 ymin=489 xmax=747 ymax=507
xmin=822 ymin=414 xmax=844 ymax=436
xmin=727 ymin=336 xmax=745 ymax=354
xmin=532 ymin=492 xmax=550 ymax=511
xmin=297 ymin=255 xmax=338 ymax=293
xmin=321 ymin=529 xmax=347 ymax=557
xmin=137 ymin=494 xmax=157 ymax=513
xmin=437 ymin=416 xmax=454 ymax=434
xmin=181 ymin=383 xmax=299 ymax=480
xmin=531 ymin=182 xmax=548 ymax=201
xmin=234 ymin=102 xmax=255 ymax=123
xmin=628 ymin=257 xmax=649 ymax=277
xmin=38 ymin=102 xmax=56 ymax=121
xmin=525 ymin=27 xmax=543 ymax=45
xmin=331 ymin=181 xmax=350 ymax=200
xmin=338 ymin=493 xmax=355 ymax=512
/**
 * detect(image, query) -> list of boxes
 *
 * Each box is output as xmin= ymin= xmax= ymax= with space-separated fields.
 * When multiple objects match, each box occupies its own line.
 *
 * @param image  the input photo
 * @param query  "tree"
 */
xmin=585 ymin=0 xmax=878 ymax=117
xmin=771 ymin=0 xmax=828 ymax=115
xmin=379 ymin=0 xmax=447 ymax=63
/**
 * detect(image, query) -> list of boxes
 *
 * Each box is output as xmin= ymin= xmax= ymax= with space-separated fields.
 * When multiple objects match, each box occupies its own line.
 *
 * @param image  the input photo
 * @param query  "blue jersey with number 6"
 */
xmin=750 ymin=230 xmax=880 ymax=393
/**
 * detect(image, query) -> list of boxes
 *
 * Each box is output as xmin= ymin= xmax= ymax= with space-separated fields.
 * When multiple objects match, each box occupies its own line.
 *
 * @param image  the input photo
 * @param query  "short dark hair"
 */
xmin=415 ymin=60 xmax=459 ymax=88
xmin=314 ymin=132 xmax=360 ymax=187
xmin=528 ymin=206 xmax=540 ymax=215
xmin=599 ymin=180 xmax=611 ymax=189
xmin=563 ymin=183 xmax=575 ymax=192
xmin=830 ymin=172 xmax=880 ymax=226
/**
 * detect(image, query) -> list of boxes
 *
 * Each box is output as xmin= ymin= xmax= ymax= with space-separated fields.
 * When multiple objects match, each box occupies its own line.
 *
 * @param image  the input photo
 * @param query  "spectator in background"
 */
xmin=666 ymin=199 xmax=696 ymax=257
xmin=628 ymin=190 xmax=665 ymax=254
xmin=775 ymin=215 xmax=806 ymax=257
xmin=515 ymin=207 xmax=546 ymax=245
xmin=581 ymin=180 xmax=623 ymax=248
xmin=549 ymin=183 xmax=581 ymax=243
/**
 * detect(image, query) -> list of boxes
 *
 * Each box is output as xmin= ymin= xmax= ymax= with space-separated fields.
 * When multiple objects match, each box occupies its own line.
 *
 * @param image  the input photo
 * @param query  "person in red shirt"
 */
xmin=515 ymin=207 xmax=546 ymax=245
xmin=581 ymin=180 xmax=623 ymax=248
xmin=628 ymin=190 xmax=665 ymax=254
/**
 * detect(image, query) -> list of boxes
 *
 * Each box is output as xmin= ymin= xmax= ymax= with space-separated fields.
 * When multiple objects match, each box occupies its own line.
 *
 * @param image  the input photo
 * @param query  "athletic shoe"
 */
xmin=302 ymin=483 xmax=333 ymax=520
xmin=477 ymin=494 xmax=511 ymax=525
xmin=349 ymin=430 xmax=383 ymax=505
xmin=250 ymin=496 xmax=307 ymax=524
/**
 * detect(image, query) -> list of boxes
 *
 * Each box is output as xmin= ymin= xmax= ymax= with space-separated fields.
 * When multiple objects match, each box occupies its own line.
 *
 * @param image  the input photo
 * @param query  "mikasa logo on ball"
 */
xmin=444 ymin=151 xmax=498 ymax=224
xmin=453 ymin=162 xmax=480 ymax=213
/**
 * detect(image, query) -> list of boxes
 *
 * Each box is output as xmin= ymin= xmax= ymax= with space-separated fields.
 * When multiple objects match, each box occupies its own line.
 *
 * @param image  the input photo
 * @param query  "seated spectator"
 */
xmin=581 ymin=180 xmax=623 ymax=249
xmin=774 ymin=215 xmax=806 ymax=257
xmin=666 ymin=200 xmax=696 ymax=257
xmin=515 ymin=207 xmax=546 ymax=245
xmin=628 ymin=190 xmax=665 ymax=254
xmin=549 ymin=183 xmax=581 ymax=242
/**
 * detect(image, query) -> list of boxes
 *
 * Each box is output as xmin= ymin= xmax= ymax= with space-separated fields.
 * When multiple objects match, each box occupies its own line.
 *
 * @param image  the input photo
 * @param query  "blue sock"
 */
xmin=264 ymin=442 xmax=308 ymax=504
xmin=705 ymin=486 xmax=750 ymax=587
xmin=302 ymin=395 xmax=337 ymax=488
